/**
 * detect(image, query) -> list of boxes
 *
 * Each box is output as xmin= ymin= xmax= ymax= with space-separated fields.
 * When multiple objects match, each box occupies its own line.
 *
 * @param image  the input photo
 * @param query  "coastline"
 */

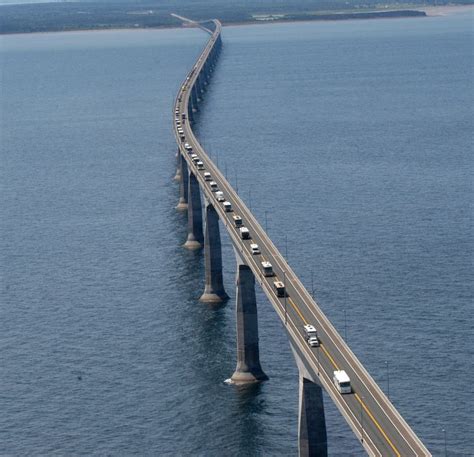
xmin=1 ymin=4 xmax=472 ymax=36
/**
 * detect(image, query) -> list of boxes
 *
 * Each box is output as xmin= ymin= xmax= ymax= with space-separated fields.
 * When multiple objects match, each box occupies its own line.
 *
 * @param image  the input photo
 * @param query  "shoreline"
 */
xmin=1 ymin=4 xmax=472 ymax=36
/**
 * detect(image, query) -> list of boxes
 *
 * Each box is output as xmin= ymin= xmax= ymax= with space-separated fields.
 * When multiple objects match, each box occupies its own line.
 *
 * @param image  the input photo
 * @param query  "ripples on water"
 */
xmin=1 ymin=11 xmax=473 ymax=456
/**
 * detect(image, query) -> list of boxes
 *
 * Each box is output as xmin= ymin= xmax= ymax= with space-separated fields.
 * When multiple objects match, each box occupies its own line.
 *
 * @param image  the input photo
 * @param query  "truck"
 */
xmin=303 ymin=324 xmax=320 ymax=347
xmin=333 ymin=370 xmax=351 ymax=394
xmin=273 ymin=280 xmax=285 ymax=297
xmin=232 ymin=215 xmax=242 ymax=227
xmin=239 ymin=227 xmax=251 ymax=240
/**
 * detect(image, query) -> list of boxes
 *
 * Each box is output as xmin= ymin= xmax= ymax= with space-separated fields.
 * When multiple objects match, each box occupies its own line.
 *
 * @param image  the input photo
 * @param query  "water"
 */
xmin=1 ymin=11 xmax=473 ymax=456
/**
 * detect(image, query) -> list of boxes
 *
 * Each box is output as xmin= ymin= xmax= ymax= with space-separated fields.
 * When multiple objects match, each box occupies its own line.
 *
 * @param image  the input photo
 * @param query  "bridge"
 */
xmin=171 ymin=18 xmax=431 ymax=456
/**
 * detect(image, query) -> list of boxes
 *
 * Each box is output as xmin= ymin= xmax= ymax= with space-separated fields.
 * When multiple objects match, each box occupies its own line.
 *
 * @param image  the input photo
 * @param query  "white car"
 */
xmin=308 ymin=336 xmax=320 ymax=347
xmin=250 ymin=243 xmax=260 ymax=255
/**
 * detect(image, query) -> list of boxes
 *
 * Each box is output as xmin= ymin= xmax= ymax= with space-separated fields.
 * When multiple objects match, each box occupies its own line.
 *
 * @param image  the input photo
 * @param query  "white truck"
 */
xmin=333 ymin=370 xmax=352 ymax=394
xmin=239 ymin=227 xmax=251 ymax=240
xmin=303 ymin=324 xmax=320 ymax=347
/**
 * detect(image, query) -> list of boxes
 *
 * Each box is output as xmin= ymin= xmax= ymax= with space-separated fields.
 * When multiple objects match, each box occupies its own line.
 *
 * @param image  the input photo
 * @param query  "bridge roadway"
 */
xmin=173 ymin=19 xmax=430 ymax=456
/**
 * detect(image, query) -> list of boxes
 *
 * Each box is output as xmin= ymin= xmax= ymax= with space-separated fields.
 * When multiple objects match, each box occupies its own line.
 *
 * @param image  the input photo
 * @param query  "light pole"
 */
xmin=442 ymin=428 xmax=447 ymax=456
xmin=344 ymin=309 xmax=347 ymax=341
xmin=385 ymin=360 xmax=390 ymax=399
xmin=317 ymin=344 xmax=320 ymax=375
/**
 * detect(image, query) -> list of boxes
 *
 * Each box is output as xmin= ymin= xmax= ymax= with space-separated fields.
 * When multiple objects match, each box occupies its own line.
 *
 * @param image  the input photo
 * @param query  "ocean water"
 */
xmin=1 ymin=10 xmax=473 ymax=457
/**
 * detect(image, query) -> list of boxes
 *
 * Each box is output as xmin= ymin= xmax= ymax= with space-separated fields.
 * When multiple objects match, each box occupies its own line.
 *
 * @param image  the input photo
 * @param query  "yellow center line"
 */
xmin=320 ymin=343 xmax=339 ymax=370
xmin=288 ymin=297 xmax=308 ymax=325
xmin=355 ymin=393 xmax=401 ymax=457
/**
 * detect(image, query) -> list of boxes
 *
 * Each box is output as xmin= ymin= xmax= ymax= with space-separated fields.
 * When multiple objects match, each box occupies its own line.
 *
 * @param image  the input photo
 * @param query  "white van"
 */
xmin=204 ymin=172 xmax=212 ymax=181
xmin=333 ymin=370 xmax=351 ymax=394
xmin=239 ymin=227 xmax=251 ymax=240
xmin=215 ymin=191 xmax=225 ymax=202
xmin=210 ymin=181 xmax=218 ymax=192
xmin=250 ymin=243 xmax=260 ymax=255
xmin=223 ymin=201 xmax=232 ymax=212
xmin=261 ymin=261 xmax=274 ymax=277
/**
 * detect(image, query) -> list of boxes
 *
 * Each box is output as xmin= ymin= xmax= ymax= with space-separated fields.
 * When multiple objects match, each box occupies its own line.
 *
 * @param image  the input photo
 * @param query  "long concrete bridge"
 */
xmin=171 ymin=18 xmax=431 ymax=456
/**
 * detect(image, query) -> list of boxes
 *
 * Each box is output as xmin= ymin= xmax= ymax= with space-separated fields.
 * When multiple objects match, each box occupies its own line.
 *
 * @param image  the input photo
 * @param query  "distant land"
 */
xmin=1 ymin=0 xmax=473 ymax=34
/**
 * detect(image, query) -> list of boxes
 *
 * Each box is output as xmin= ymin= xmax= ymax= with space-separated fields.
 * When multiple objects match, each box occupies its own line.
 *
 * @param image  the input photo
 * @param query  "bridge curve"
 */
xmin=172 ymin=18 xmax=430 ymax=457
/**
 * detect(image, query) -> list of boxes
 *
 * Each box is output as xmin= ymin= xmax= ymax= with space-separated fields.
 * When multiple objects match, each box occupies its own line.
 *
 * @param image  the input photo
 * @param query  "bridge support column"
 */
xmin=298 ymin=376 xmax=328 ymax=457
xmin=173 ymin=148 xmax=181 ymax=181
xmin=196 ymin=76 xmax=204 ymax=99
xmin=231 ymin=256 xmax=268 ymax=384
xmin=176 ymin=154 xmax=188 ymax=211
xmin=191 ymin=86 xmax=199 ymax=112
xmin=200 ymin=201 xmax=228 ymax=302
xmin=290 ymin=346 xmax=328 ymax=457
xmin=183 ymin=170 xmax=203 ymax=249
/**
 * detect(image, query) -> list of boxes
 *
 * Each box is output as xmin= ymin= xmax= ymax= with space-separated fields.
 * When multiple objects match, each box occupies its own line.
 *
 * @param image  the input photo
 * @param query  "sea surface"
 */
xmin=1 ymin=10 xmax=473 ymax=457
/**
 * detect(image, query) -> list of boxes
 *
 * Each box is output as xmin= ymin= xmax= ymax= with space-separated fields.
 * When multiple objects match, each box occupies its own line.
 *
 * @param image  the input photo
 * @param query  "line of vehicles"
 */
xmin=176 ymin=85 xmax=352 ymax=399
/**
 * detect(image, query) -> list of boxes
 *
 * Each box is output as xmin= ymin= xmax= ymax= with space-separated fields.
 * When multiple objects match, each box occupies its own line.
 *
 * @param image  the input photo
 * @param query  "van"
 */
xmin=261 ymin=261 xmax=274 ymax=277
xmin=232 ymin=215 xmax=242 ymax=227
xmin=210 ymin=181 xmax=218 ymax=192
xmin=250 ymin=243 xmax=260 ymax=255
xmin=333 ymin=370 xmax=351 ymax=394
xmin=204 ymin=172 xmax=212 ymax=181
xmin=223 ymin=201 xmax=232 ymax=212
xmin=215 ymin=191 xmax=225 ymax=202
xmin=273 ymin=281 xmax=285 ymax=297
xmin=192 ymin=156 xmax=200 ymax=164
xmin=239 ymin=227 xmax=250 ymax=240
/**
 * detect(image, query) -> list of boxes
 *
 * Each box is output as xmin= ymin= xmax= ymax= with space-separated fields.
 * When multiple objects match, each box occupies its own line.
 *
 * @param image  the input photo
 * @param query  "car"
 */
xmin=210 ymin=181 xmax=218 ymax=192
xmin=215 ymin=191 xmax=225 ymax=202
xmin=250 ymin=243 xmax=260 ymax=255
xmin=204 ymin=172 xmax=212 ymax=181
xmin=196 ymin=161 xmax=204 ymax=170
xmin=308 ymin=336 xmax=320 ymax=347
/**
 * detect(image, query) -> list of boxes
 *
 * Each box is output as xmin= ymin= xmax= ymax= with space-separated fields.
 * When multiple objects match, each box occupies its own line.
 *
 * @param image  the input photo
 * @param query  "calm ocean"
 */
xmin=1 ymin=10 xmax=472 ymax=456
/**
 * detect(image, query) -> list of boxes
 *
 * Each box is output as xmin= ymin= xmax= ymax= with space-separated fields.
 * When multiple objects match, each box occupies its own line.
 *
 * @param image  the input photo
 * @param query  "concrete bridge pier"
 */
xmin=230 ymin=253 xmax=268 ymax=384
xmin=176 ymin=153 xmax=188 ymax=211
xmin=291 ymin=347 xmax=328 ymax=457
xmin=199 ymin=200 xmax=229 ymax=303
xmin=196 ymin=75 xmax=204 ymax=98
xmin=187 ymin=103 xmax=194 ymax=125
xmin=173 ymin=148 xmax=181 ymax=181
xmin=183 ymin=170 xmax=203 ymax=249
xmin=191 ymin=85 xmax=199 ymax=112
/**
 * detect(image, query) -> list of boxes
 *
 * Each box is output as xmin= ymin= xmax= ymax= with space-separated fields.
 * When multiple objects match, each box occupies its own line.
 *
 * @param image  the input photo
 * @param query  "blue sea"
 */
xmin=1 ymin=10 xmax=472 ymax=456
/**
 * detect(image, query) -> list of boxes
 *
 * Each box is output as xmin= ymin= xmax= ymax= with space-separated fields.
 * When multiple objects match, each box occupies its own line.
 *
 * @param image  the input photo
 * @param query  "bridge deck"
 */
xmin=173 ymin=18 xmax=431 ymax=457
